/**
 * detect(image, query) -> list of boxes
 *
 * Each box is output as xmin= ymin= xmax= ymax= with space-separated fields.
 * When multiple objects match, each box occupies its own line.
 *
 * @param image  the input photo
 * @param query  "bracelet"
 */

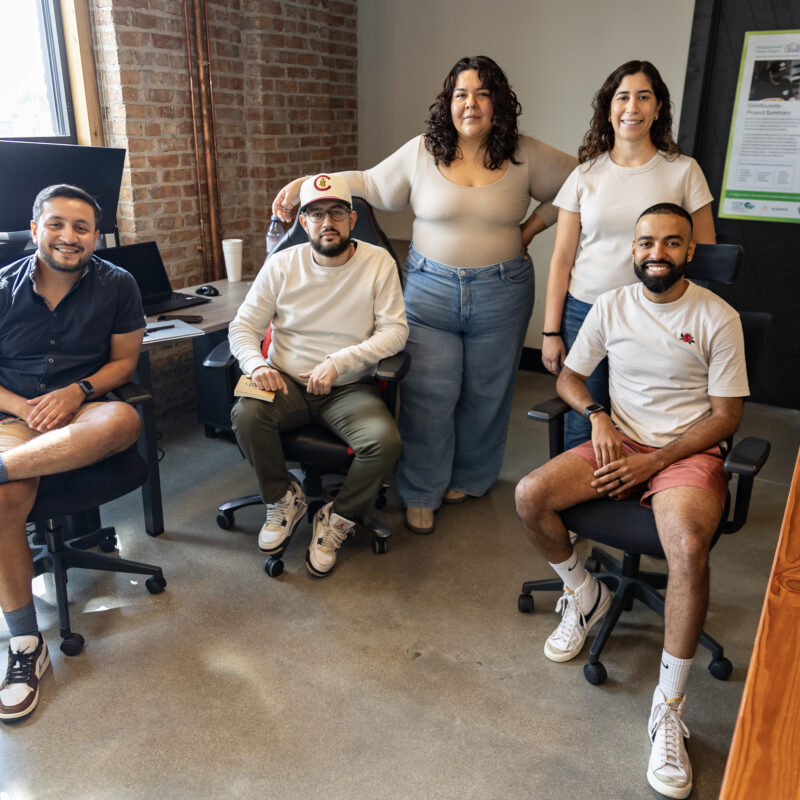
xmin=542 ymin=331 xmax=561 ymax=337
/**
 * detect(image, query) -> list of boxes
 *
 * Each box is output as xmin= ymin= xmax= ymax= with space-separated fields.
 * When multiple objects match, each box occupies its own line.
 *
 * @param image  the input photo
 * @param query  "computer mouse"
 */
xmin=195 ymin=285 xmax=220 ymax=297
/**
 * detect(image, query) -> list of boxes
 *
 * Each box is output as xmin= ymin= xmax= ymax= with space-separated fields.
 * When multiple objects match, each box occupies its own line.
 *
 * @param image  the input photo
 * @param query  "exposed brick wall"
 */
xmin=89 ymin=0 xmax=358 ymax=423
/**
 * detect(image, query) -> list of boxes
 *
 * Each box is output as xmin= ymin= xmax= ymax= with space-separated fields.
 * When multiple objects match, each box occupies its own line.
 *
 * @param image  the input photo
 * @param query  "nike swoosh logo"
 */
xmin=568 ymin=564 xmax=576 ymax=571
xmin=662 ymin=662 xmax=669 ymax=669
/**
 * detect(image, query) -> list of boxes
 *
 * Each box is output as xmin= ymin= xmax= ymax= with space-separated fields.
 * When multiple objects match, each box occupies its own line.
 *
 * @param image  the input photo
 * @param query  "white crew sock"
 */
xmin=658 ymin=649 xmax=694 ymax=701
xmin=549 ymin=550 xmax=587 ymax=594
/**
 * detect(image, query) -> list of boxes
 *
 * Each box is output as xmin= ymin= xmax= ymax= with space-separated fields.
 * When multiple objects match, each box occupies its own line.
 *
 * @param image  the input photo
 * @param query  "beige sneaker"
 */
xmin=306 ymin=502 xmax=355 ymax=577
xmin=404 ymin=507 xmax=436 ymax=535
xmin=544 ymin=573 xmax=611 ymax=662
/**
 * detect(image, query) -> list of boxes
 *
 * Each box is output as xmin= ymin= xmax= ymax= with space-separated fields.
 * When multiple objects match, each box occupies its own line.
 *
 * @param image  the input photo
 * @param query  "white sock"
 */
xmin=658 ymin=649 xmax=693 ymax=701
xmin=549 ymin=550 xmax=587 ymax=594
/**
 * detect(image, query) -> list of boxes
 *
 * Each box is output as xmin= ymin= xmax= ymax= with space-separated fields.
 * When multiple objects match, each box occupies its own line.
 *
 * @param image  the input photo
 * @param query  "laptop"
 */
xmin=94 ymin=241 xmax=211 ymax=316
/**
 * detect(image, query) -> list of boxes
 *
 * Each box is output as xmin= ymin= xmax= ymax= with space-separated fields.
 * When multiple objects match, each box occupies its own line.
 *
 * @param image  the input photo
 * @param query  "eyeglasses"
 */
xmin=302 ymin=206 xmax=350 ymax=223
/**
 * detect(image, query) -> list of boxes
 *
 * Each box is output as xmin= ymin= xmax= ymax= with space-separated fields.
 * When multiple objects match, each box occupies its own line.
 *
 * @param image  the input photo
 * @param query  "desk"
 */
xmin=719 ymin=447 xmax=800 ymax=799
xmin=137 ymin=278 xmax=251 ymax=534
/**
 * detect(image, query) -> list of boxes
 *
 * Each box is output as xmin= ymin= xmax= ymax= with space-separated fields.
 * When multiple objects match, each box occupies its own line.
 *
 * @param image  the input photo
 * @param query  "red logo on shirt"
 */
xmin=679 ymin=332 xmax=695 ymax=345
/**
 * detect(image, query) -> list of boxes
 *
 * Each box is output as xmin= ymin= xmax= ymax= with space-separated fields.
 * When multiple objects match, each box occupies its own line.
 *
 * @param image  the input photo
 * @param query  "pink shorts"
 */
xmin=0 ymin=402 xmax=107 ymax=453
xmin=568 ymin=431 xmax=730 ymax=509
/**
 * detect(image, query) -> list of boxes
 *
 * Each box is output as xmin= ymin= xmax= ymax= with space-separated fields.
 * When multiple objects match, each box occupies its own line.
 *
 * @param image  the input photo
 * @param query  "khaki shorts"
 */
xmin=0 ymin=402 xmax=108 ymax=453
xmin=568 ymin=430 xmax=730 ymax=509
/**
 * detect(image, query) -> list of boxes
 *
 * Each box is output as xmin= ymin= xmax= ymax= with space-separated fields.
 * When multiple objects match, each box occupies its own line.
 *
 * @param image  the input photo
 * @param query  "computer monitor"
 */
xmin=0 ymin=140 xmax=126 ymax=234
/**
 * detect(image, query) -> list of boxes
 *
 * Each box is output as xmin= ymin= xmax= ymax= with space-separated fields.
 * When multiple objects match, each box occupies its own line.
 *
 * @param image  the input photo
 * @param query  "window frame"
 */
xmin=2 ymin=0 xmax=78 ymax=144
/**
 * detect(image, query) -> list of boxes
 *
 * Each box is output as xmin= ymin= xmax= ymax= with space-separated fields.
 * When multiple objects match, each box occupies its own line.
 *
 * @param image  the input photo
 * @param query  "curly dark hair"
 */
xmin=578 ymin=60 xmax=681 ymax=164
xmin=424 ymin=56 xmax=522 ymax=170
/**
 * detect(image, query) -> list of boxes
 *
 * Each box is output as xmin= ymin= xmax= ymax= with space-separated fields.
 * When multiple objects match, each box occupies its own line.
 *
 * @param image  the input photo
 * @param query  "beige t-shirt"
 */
xmin=564 ymin=281 xmax=749 ymax=448
xmin=554 ymin=152 xmax=713 ymax=304
xmin=339 ymin=135 xmax=576 ymax=268
xmin=228 ymin=241 xmax=408 ymax=386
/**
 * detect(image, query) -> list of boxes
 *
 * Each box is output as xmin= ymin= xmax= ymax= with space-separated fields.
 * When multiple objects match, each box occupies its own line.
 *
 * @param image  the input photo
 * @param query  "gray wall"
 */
xmin=357 ymin=0 xmax=697 ymax=346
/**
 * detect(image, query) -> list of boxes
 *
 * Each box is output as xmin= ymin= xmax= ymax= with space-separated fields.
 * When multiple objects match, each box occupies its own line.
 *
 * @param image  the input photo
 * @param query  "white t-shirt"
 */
xmin=228 ymin=241 xmax=408 ymax=386
xmin=554 ymin=152 xmax=713 ymax=304
xmin=564 ymin=281 xmax=749 ymax=448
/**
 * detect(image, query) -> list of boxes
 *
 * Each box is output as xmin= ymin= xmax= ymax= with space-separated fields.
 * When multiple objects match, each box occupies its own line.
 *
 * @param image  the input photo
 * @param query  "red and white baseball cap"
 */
xmin=299 ymin=174 xmax=352 ymax=211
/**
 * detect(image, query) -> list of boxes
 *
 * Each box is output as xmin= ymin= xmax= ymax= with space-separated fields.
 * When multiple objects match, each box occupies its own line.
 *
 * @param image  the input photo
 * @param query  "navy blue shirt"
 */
xmin=0 ymin=253 xmax=145 ymax=402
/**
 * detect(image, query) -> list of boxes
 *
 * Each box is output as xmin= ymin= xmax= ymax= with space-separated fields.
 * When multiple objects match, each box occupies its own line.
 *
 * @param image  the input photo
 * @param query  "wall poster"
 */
xmin=720 ymin=30 xmax=800 ymax=223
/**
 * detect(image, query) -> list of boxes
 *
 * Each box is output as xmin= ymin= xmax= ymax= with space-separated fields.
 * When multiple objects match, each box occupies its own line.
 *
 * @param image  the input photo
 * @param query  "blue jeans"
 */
xmin=562 ymin=292 xmax=609 ymax=449
xmin=398 ymin=247 xmax=535 ymax=508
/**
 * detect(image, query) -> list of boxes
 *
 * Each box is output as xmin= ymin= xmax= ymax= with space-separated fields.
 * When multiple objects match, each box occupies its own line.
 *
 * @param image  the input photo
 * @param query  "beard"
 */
xmin=309 ymin=227 xmax=351 ymax=258
xmin=633 ymin=256 xmax=687 ymax=294
xmin=38 ymin=246 xmax=93 ymax=273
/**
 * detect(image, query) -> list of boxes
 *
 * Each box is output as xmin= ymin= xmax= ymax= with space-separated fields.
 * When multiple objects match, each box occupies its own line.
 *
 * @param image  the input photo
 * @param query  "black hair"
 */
xmin=32 ymin=184 xmax=102 ymax=230
xmin=637 ymin=202 xmax=693 ymax=230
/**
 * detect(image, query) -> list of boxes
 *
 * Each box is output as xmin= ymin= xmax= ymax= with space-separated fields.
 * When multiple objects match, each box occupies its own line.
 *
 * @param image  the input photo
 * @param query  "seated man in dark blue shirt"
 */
xmin=0 ymin=184 xmax=145 ymax=722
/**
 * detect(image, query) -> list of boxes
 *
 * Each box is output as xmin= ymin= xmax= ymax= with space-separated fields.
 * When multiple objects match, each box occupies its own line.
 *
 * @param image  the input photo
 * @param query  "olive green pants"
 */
xmin=231 ymin=377 xmax=401 ymax=522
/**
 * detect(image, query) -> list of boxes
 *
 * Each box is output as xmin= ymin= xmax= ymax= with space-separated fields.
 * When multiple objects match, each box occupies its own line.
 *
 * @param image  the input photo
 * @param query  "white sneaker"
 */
xmin=544 ymin=573 xmax=611 ymax=663
xmin=306 ymin=502 xmax=354 ymax=577
xmin=258 ymin=480 xmax=307 ymax=554
xmin=0 ymin=633 xmax=50 ymax=721
xmin=647 ymin=688 xmax=692 ymax=799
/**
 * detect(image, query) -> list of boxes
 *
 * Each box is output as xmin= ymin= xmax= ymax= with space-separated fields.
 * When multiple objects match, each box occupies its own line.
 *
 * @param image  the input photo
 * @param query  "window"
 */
xmin=0 ymin=0 xmax=76 ymax=143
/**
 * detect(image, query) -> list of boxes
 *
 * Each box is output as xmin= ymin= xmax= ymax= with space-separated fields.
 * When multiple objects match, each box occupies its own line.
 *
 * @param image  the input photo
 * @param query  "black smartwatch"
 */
xmin=583 ymin=402 xmax=605 ymax=420
xmin=77 ymin=379 xmax=95 ymax=399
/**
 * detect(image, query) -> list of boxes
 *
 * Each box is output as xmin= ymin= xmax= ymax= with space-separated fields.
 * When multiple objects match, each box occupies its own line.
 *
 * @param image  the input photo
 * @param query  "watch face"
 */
xmin=79 ymin=380 xmax=94 ymax=396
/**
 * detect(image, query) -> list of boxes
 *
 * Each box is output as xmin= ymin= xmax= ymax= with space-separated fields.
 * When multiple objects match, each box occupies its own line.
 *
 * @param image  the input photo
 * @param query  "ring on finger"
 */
xmin=617 ymin=477 xmax=623 ymax=487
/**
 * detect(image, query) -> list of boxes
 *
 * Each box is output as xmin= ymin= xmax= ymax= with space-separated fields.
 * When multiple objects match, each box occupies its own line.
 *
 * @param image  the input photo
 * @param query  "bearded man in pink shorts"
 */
xmin=515 ymin=203 xmax=749 ymax=799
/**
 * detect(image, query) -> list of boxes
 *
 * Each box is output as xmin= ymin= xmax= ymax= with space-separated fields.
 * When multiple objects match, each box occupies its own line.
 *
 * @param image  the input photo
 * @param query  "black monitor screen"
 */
xmin=0 ymin=140 xmax=126 ymax=234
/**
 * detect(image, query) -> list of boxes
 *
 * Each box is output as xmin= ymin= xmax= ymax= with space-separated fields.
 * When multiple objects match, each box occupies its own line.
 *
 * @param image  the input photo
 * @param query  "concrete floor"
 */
xmin=1 ymin=371 xmax=797 ymax=800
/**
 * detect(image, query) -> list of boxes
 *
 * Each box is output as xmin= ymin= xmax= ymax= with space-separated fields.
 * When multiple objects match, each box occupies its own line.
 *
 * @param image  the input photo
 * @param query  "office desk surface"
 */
xmin=719 ymin=446 xmax=800 ymax=799
xmin=145 ymin=278 xmax=252 ymax=335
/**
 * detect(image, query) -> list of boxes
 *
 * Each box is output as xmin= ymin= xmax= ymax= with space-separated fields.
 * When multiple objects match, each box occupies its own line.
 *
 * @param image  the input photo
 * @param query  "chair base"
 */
xmin=31 ymin=513 xmax=165 ymax=656
xmin=519 ymin=546 xmax=732 ymax=685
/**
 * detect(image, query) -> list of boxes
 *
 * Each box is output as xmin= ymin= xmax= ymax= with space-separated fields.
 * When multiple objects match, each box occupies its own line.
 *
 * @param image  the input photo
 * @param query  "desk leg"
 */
xmin=135 ymin=352 xmax=164 ymax=536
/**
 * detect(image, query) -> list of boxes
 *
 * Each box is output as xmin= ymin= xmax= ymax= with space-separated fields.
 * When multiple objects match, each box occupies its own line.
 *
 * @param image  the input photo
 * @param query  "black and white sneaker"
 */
xmin=258 ymin=479 xmax=307 ymax=554
xmin=0 ymin=633 xmax=50 ymax=721
xmin=544 ymin=572 xmax=611 ymax=662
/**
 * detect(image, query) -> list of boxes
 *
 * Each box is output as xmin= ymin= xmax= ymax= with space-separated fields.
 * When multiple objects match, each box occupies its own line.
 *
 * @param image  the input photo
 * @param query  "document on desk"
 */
xmin=234 ymin=375 xmax=275 ymax=403
xmin=143 ymin=319 xmax=205 ymax=343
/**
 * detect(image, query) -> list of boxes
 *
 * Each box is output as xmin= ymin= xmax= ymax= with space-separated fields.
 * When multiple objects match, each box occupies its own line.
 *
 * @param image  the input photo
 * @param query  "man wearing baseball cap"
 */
xmin=228 ymin=174 xmax=408 ymax=577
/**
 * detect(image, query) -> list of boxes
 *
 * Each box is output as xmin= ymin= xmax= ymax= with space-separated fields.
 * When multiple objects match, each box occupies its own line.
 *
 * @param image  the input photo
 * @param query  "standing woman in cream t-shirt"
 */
xmin=273 ymin=56 xmax=576 ymax=535
xmin=541 ymin=60 xmax=715 ymax=448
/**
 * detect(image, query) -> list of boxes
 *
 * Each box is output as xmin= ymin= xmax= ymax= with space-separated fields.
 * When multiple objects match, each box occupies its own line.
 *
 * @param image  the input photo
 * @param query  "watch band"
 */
xmin=583 ymin=402 xmax=605 ymax=420
xmin=542 ymin=331 xmax=561 ymax=337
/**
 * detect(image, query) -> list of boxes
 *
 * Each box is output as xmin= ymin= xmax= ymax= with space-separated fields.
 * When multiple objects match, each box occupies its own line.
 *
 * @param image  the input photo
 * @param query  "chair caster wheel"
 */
xmin=518 ymin=593 xmax=534 ymax=613
xmin=584 ymin=661 xmax=607 ymax=685
xmin=60 ymin=633 xmax=85 ymax=656
xmin=217 ymin=511 xmax=234 ymax=530
xmin=584 ymin=555 xmax=600 ymax=573
xmin=99 ymin=535 xmax=117 ymax=553
xmin=146 ymin=575 xmax=167 ymax=594
xmin=265 ymin=556 xmax=284 ymax=578
xmin=372 ymin=537 xmax=388 ymax=555
xmin=709 ymin=656 xmax=732 ymax=681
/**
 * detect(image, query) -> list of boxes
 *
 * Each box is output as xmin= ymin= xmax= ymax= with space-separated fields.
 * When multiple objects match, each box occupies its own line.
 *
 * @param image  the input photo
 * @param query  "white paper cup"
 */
xmin=222 ymin=238 xmax=243 ymax=281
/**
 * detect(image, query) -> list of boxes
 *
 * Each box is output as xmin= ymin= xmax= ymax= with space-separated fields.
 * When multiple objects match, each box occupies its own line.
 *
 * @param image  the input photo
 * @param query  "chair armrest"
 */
xmin=724 ymin=436 xmax=771 ymax=476
xmin=527 ymin=396 xmax=570 ymax=458
xmin=375 ymin=352 xmax=410 ymax=382
xmin=721 ymin=437 xmax=771 ymax=535
xmin=110 ymin=382 xmax=152 ymax=406
xmin=203 ymin=340 xmax=235 ymax=369
xmin=527 ymin=396 xmax=570 ymax=423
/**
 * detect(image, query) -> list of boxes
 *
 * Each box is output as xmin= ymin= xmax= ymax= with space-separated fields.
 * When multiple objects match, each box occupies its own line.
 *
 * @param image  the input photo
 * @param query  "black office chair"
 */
xmin=27 ymin=383 xmax=166 ymax=656
xmin=518 ymin=244 xmax=772 ymax=685
xmin=203 ymin=197 xmax=409 ymax=577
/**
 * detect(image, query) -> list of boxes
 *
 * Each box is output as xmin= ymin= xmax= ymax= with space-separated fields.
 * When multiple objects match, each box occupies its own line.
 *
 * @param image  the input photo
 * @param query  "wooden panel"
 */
xmin=719 ymin=448 xmax=800 ymax=799
xmin=60 ymin=0 xmax=104 ymax=146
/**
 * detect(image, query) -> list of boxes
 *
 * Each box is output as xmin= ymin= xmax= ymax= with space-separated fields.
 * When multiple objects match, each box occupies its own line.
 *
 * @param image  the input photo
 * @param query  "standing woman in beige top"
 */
xmin=274 ymin=56 xmax=576 ymax=534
